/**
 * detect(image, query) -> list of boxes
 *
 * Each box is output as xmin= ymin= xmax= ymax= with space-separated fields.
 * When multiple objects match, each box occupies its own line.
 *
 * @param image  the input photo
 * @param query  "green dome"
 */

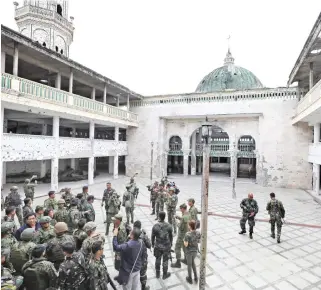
xmin=196 ymin=50 xmax=263 ymax=93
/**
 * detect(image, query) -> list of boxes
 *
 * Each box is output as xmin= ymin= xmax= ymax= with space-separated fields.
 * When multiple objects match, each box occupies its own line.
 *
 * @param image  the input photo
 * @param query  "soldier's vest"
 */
xmin=46 ymin=235 xmax=74 ymax=264
xmin=270 ymin=200 xmax=282 ymax=217
xmin=11 ymin=242 xmax=34 ymax=275
xmin=83 ymin=234 xmax=105 ymax=260
xmin=23 ymin=261 xmax=49 ymax=290
xmin=6 ymin=193 xmax=22 ymax=207
xmin=67 ymin=208 xmax=81 ymax=230
xmin=55 ymin=208 xmax=69 ymax=223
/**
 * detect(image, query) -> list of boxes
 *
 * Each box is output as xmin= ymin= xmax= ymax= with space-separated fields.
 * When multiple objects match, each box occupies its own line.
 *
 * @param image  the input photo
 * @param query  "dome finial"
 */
xmin=224 ymin=35 xmax=234 ymax=65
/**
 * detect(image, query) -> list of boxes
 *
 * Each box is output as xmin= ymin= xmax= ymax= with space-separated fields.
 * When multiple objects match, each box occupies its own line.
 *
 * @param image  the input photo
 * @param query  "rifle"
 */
xmin=107 ymin=272 xmax=117 ymax=290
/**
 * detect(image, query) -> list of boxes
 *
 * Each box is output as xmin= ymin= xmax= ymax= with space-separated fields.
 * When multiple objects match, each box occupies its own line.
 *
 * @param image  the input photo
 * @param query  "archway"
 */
xmin=167 ymin=136 xmax=183 ymax=174
xmin=190 ymin=125 xmax=230 ymax=176
xmin=237 ymin=135 xmax=256 ymax=178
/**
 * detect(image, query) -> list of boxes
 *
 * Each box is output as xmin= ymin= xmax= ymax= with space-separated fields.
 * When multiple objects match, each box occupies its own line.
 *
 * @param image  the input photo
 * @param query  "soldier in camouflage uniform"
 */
xmin=22 ymin=244 xmax=58 ymax=289
xmin=58 ymin=242 xmax=88 ymax=290
xmin=23 ymin=198 xmax=33 ymax=220
xmin=147 ymin=181 xmax=159 ymax=215
xmin=67 ymin=198 xmax=82 ymax=233
xmin=46 ymin=222 xmax=75 ymax=270
xmin=123 ymin=184 xmax=136 ymax=224
xmin=11 ymin=228 xmax=37 ymax=275
xmin=73 ymin=219 xmax=88 ymax=251
xmin=101 ymin=182 xmax=117 ymax=207
xmin=112 ymin=213 xmax=128 ymax=271
xmin=160 ymin=176 xmax=168 ymax=187
xmin=88 ymin=240 xmax=109 ymax=290
xmin=54 ymin=199 xmax=69 ymax=223
xmin=151 ymin=211 xmax=173 ymax=279
xmin=239 ymin=193 xmax=259 ymax=239
xmin=133 ymin=220 xmax=152 ymax=290
xmin=4 ymin=186 xmax=23 ymax=226
xmin=44 ymin=191 xmax=58 ymax=211
xmin=35 ymin=205 xmax=44 ymax=223
xmin=105 ymin=190 xmax=121 ymax=235
xmin=155 ymin=184 xmax=166 ymax=221
xmin=188 ymin=198 xmax=200 ymax=229
xmin=44 ymin=208 xmax=57 ymax=227
xmin=81 ymin=222 xmax=105 ymax=263
xmin=166 ymin=187 xmax=178 ymax=235
xmin=129 ymin=177 xmax=139 ymax=198
xmin=35 ymin=216 xmax=55 ymax=244
xmin=184 ymin=220 xmax=201 ymax=284
xmin=266 ymin=192 xmax=285 ymax=243
xmin=1 ymin=222 xmax=18 ymax=251
xmin=1 ymin=207 xmax=17 ymax=233
xmin=172 ymin=203 xmax=190 ymax=268
xmin=60 ymin=188 xmax=73 ymax=208
xmin=23 ymin=176 xmax=37 ymax=201
xmin=1 ymin=248 xmax=24 ymax=290
xmin=83 ymin=195 xmax=95 ymax=222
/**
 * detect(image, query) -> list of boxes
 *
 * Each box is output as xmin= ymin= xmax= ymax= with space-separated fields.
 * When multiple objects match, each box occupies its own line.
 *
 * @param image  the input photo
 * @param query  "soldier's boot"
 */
xmin=105 ymin=223 xmax=110 ymax=236
xmin=162 ymin=268 xmax=171 ymax=280
xmin=181 ymin=258 xmax=187 ymax=265
xmin=249 ymin=231 xmax=253 ymax=239
xmin=194 ymin=275 xmax=198 ymax=283
xmin=155 ymin=216 xmax=158 ymax=221
xmin=156 ymin=271 xmax=161 ymax=279
xmin=150 ymin=210 xmax=155 ymax=215
xmin=271 ymin=233 xmax=275 ymax=239
xmin=171 ymin=260 xmax=181 ymax=268
xmin=186 ymin=276 xmax=193 ymax=284
xmin=239 ymin=229 xmax=246 ymax=234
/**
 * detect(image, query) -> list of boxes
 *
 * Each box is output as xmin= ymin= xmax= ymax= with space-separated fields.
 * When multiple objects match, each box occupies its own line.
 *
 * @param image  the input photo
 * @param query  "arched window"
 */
xmin=42 ymin=42 xmax=46 ymax=47
xmin=60 ymin=49 xmax=63 ymax=54
xmin=238 ymin=135 xmax=256 ymax=152
xmin=169 ymin=136 xmax=182 ymax=151
xmin=55 ymin=46 xmax=59 ymax=52
xmin=57 ymin=4 xmax=62 ymax=16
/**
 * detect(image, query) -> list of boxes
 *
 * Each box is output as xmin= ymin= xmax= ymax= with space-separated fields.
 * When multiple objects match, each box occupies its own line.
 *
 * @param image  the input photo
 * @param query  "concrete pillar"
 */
xmin=183 ymin=153 xmax=189 ymax=176
xmin=116 ymin=96 xmax=120 ymax=107
xmin=103 ymin=84 xmax=107 ymax=104
xmin=51 ymin=158 xmax=58 ymax=191
xmin=114 ymin=155 xmax=119 ymax=179
xmin=88 ymin=121 xmax=95 ymax=184
xmin=1 ymin=51 xmax=5 ymax=73
xmin=191 ymin=131 xmax=197 ymax=175
xmin=309 ymin=62 xmax=314 ymax=90
xmin=198 ymin=156 xmax=202 ymax=174
xmin=13 ymin=42 xmax=19 ymax=76
xmin=164 ymin=154 xmax=168 ymax=176
xmin=55 ymin=72 xmax=61 ymax=89
xmin=40 ymin=124 xmax=48 ymax=177
xmin=52 ymin=116 xmax=59 ymax=138
xmin=127 ymin=94 xmax=130 ymax=111
xmin=108 ymin=156 xmax=114 ymax=174
xmin=115 ymin=127 xmax=119 ymax=142
xmin=314 ymin=123 xmax=320 ymax=143
xmin=91 ymin=87 xmax=95 ymax=101
xmin=313 ymin=163 xmax=320 ymax=195
xmin=229 ymin=137 xmax=238 ymax=179
xmin=69 ymin=69 xmax=73 ymax=93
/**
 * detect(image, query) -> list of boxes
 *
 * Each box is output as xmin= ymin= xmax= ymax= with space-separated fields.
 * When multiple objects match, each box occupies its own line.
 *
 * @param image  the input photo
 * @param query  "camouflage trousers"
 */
xmin=106 ymin=211 xmax=118 ymax=235
xmin=15 ymin=206 xmax=23 ymax=226
xmin=25 ymin=193 xmax=34 ymax=201
xmin=270 ymin=218 xmax=282 ymax=239
xmin=154 ymin=248 xmax=170 ymax=273
xmin=155 ymin=200 xmax=164 ymax=216
xmin=174 ymin=234 xmax=186 ymax=260
xmin=240 ymin=213 xmax=255 ymax=233
xmin=167 ymin=208 xmax=177 ymax=234
xmin=186 ymin=251 xmax=197 ymax=279
xmin=140 ymin=261 xmax=148 ymax=288
xmin=151 ymin=199 xmax=156 ymax=213
xmin=125 ymin=206 xmax=134 ymax=224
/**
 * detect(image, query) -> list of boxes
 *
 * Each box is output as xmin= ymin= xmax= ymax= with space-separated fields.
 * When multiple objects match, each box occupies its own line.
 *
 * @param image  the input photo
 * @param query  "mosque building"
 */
xmin=1 ymin=1 xmax=320 ymax=196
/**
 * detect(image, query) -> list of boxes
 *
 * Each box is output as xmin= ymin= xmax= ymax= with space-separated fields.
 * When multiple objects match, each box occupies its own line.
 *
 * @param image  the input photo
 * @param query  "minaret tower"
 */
xmin=13 ymin=0 xmax=74 ymax=57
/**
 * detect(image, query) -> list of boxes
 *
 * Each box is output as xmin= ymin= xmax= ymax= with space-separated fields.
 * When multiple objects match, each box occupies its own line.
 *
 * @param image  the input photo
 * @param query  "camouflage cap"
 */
xmin=1 ymin=222 xmax=15 ymax=234
xmin=168 ymin=187 xmax=175 ymax=192
xmin=39 ymin=216 xmax=52 ymax=223
xmin=10 ymin=185 xmax=18 ymax=191
xmin=188 ymin=198 xmax=195 ymax=203
xmin=20 ymin=228 xmax=36 ymax=241
xmin=111 ymin=213 xmax=123 ymax=221
xmin=179 ymin=203 xmax=187 ymax=209
xmin=70 ymin=198 xmax=79 ymax=206
xmin=83 ymin=221 xmax=97 ymax=232
xmin=58 ymin=199 xmax=66 ymax=204
xmin=35 ymin=205 xmax=44 ymax=211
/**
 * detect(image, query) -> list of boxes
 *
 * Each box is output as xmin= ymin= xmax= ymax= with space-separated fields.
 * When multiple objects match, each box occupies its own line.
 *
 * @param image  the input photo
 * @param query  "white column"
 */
xmin=103 ymin=84 xmax=107 ymax=104
xmin=309 ymin=62 xmax=314 ymax=90
xmin=229 ymin=136 xmax=238 ymax=179
xmin=116 ymin=96 xmax=120 ymax=107
xmin=114 ymin=126 xmax=119 ymax=179
xmin=51 ymin=116 xmax=59 ymax=191
xmin=183 ymin=152 xmax=189 ymax=176
xmin=40 ymin=124 xmax=48 ymax=177
xmin=55 ymin=72 xmax=61 ymax=89
xmin=69 ymin=69 xmax=73 ymax=93
xmin=108 ymin=156 xmax=114 ymax=174
xmin=314 ymin=123 xmax=320 ymax=143
xmin=91 ymin=87 xmax=96 ymax=101
xmin=313 ymin=163 xmax=320 ymax=195
xmin=191 ymin=131 xmax=197 ymax=175
xmin=88 ymin=121 xmax=95 ymax=185
xmin=1 ymin=51 xmax=5 ymax=73
xmin=127 ymin=94 xmax=130 ymax=111
xmin=13 ymin=42 xmax=19 ymax=76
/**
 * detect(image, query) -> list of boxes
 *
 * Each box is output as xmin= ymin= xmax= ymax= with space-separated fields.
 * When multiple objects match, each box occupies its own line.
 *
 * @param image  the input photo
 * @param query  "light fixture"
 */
xmin=311 ymin=49 xmax=321 ymax=54
xmin=40 ymin=79 xmax=48 ymax=83
xmin=201 ymin=116 xmax=212 ymax=144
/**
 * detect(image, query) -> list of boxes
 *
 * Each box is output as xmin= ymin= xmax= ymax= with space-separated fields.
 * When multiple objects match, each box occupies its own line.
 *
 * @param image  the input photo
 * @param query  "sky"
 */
xmin=1 ymin=0 xmax=321 ymax=96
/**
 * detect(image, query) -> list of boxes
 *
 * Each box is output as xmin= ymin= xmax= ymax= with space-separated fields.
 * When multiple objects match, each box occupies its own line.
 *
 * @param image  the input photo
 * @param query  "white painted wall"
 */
xmin=127 ymin=94 xmax=312 ymax=189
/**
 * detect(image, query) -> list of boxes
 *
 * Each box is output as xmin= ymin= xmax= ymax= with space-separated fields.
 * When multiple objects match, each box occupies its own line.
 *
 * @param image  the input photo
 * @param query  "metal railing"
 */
xmin=2 ymin=73 xmax=138 ymax=124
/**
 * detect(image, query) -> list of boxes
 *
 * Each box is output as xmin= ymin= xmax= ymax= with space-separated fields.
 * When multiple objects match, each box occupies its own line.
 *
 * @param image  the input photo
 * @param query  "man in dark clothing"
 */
xmin=113 ymin=227 xmax=146 ymax=290
xmin=15 ymin=213 xmax=41 ymax=241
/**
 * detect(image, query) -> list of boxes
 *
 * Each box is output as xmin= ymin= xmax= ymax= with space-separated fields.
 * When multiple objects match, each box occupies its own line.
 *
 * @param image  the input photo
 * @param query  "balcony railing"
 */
xmin=1 ymin=73 xmax=138 ymax=124
xmin=238 ymin=144 xmax=256 ymax=152
xmin=169 ymin=143 xmax=182 ymax=151
xmin=296 ymin=79 xmax=321 ymax=116
xmin=15 ymin=5 xmax=74 ymax=32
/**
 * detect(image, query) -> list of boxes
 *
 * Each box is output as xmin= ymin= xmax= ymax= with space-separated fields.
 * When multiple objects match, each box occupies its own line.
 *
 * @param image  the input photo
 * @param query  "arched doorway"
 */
xmin=167 ymin=136 xmax=183 ymax=174
xmin=237 ymin=135 xmax=256 ymax=178
xmin=190 ymin=125 xmax=230 ymax=176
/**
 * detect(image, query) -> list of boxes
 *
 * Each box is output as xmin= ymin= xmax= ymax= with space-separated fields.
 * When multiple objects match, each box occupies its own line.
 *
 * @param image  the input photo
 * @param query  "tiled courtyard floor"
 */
xmin=3 ymin=174 xmax=321 ymax=289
